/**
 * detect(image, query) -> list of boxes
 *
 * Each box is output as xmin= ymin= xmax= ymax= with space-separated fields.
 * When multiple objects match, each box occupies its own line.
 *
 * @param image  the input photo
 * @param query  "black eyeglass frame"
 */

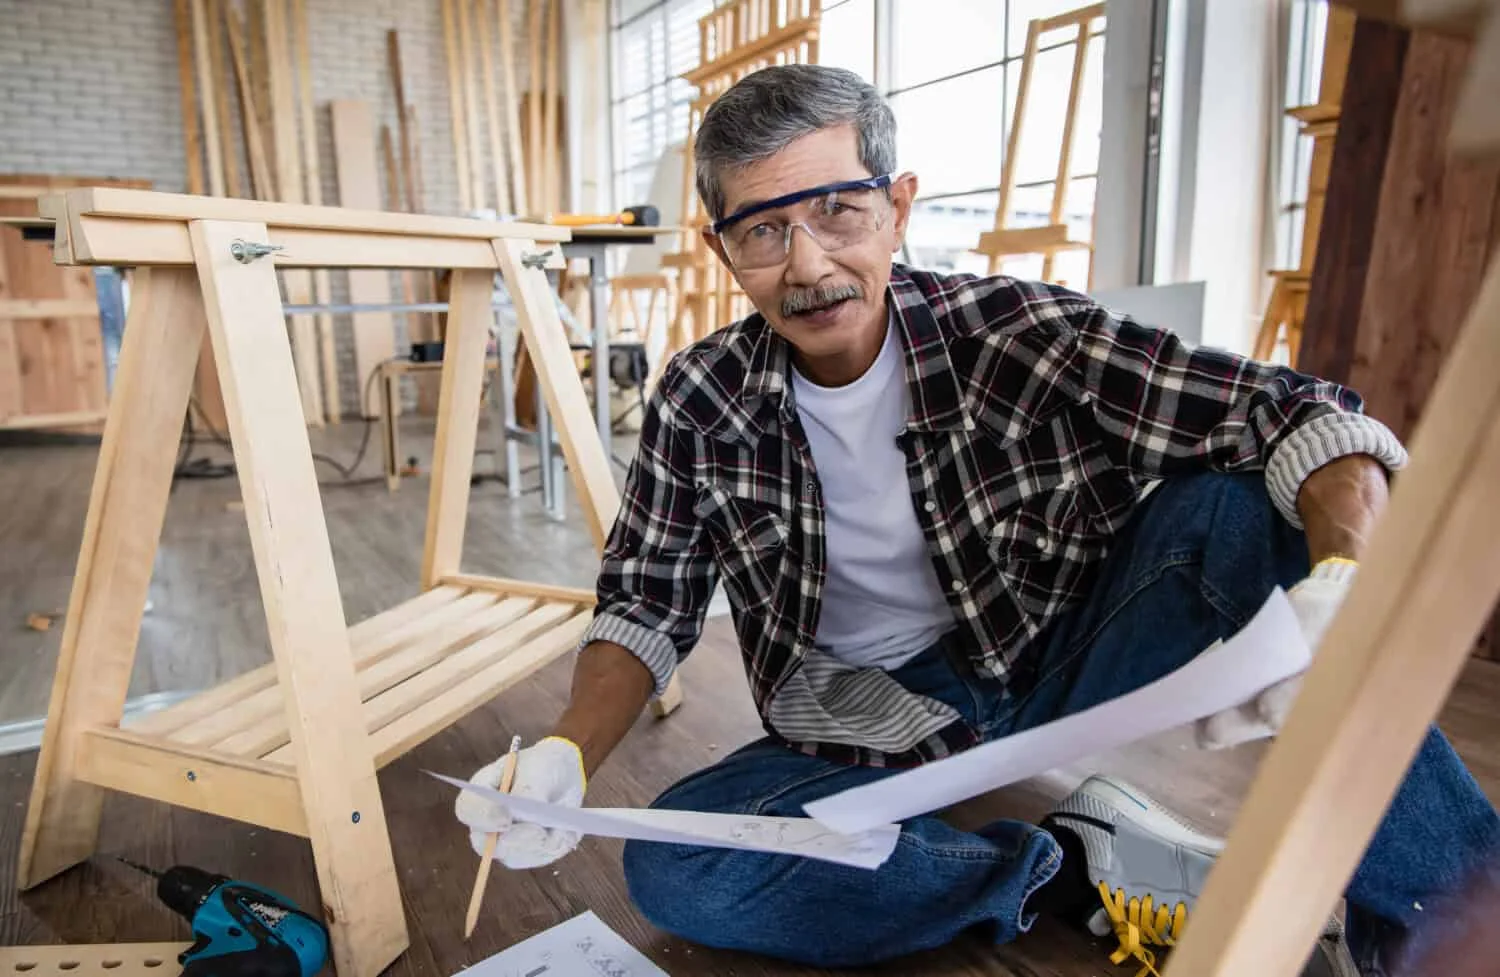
xmin=709 ymin=173 xmax=896 ymax=235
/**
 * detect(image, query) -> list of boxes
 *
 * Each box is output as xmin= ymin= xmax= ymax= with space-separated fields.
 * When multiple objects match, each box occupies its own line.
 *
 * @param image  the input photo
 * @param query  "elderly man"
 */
xmin=457 ymin=65 xmax=1498 ymax=975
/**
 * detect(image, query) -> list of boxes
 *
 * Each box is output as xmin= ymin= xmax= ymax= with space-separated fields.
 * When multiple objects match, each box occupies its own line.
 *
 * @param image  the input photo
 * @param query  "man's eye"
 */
xmin=744 ymin=222 xmax=778 ymax=239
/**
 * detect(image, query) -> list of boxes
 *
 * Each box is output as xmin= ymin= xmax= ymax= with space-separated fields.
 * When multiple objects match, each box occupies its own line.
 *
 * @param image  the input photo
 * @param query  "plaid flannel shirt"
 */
xmin=584 ymin=265 xmax=1407 ymax=768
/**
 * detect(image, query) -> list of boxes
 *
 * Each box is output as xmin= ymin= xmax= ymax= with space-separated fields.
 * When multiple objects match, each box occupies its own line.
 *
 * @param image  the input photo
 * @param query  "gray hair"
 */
xmin=693 ymin=64 xmax=896 ymax=222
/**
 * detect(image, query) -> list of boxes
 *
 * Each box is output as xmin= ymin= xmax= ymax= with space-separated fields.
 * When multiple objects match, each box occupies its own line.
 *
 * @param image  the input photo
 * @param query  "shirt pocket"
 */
xmin=694 ymin=484 xmax=790 ymax=613
xmin=985 ymin=478 xmax=1112 ymax=616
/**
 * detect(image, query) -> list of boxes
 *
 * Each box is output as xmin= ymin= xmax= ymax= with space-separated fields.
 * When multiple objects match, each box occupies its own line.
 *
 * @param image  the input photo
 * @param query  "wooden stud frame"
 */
xmin=1162 ymin=1 xmax=1500 ymax=974
xmin=16 ymin=188 xmax=683 ymax=977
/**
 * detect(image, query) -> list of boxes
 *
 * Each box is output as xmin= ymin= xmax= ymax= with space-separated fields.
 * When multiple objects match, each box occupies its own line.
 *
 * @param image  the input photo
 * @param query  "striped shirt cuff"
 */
xmin=1265 ymin=410 xmax=1409 ymax=528
xmin=580 ymin=611 xmax=680 ymax=697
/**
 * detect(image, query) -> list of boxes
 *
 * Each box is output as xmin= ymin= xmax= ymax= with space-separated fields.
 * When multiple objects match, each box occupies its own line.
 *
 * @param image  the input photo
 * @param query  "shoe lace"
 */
xmin=1096 ymin=881 xmax=1189 ymax=977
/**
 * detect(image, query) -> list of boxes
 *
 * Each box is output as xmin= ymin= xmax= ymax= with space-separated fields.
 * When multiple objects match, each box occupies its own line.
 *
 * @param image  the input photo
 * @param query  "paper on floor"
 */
xmin=802 ymin=586 xmax=1310 ymax=833
xmin=459 ymin=910 xmax=668 ymax=977
xmin=430 ymin=772 xmax=900 ymax=869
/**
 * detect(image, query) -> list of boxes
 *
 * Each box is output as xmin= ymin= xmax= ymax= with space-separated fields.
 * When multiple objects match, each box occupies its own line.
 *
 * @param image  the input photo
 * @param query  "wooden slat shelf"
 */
xmin=123 ymin=578 xmax=592 ymax=772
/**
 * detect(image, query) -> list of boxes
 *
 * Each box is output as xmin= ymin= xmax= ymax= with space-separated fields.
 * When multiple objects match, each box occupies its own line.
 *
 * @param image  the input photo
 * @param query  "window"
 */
xmin=890 ymin=1 xmax=1105 ymax=281
xmin=819 ymin=0 xmax=876 ymax=83
xmin=608 ymin=0 xmax=1107 ymax=284
xmin=1273 ymin=0 xmax=1329 ymax=271
xmin=609 ymin=0 xmax=716 ymax=214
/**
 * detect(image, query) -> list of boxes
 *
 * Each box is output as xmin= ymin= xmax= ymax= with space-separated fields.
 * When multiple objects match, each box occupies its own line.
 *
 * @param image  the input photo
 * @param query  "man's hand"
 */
xmin=1195 ymin=557 xmax=1358 ymax=749
xmin=455 ymin=736 xmax=588 ymax=869
xmin=452 ymin=641 xmax=658 ymax=868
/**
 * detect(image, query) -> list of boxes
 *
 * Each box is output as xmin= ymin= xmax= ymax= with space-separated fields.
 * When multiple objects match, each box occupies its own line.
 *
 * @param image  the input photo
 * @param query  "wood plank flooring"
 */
xmin=2 ymin=423 xmax=1498 ymax=976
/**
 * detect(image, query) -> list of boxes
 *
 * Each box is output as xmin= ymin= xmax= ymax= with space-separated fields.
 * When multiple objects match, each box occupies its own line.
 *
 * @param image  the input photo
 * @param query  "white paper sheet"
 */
xmin=430 ymin=773 xmax=900 ymax=869
xmin=802 ymin=587 xmax=1310 ymax=834
xmin=459 ymin=910 xmax=668 ymax=977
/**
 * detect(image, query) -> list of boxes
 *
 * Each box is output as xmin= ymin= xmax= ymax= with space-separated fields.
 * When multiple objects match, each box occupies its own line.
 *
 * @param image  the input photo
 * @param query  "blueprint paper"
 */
xmin=803 ymin=587 xmax=1310 ymax=833
xmin=430 ymin=773 xmax=900 ymax=869
xmin=459 ymin=910 xmax=668 ymax=977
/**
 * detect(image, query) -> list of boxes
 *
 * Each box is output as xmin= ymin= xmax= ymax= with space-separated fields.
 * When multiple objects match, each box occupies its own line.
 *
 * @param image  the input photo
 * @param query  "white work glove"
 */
xmin=454 ymin=736 xmax=587 ymax=869
xmin=1195 ymin=558 xmax=1359 ymax=750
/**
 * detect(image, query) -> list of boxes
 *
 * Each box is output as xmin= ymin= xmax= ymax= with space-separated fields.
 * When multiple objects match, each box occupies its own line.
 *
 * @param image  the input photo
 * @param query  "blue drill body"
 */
xmin=123 ymin=862 xmax=329 ymax=977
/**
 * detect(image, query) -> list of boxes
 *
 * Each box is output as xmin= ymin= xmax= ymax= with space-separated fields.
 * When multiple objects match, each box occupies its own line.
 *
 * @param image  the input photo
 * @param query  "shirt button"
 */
xmin=923 ymin=500 xmax=937 ymax=513
xmin=951 ymin=579 xmax=966 ymax=593
xmin=1036 ymin=535 xmax=1051 ymax=554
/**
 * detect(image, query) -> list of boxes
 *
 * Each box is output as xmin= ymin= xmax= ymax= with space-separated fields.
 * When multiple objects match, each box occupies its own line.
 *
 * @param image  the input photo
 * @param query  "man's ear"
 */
xmin=702 ymin=226 xmax=734 ymax=271
xmin=888 ymin=171 xmax=919 ymax=252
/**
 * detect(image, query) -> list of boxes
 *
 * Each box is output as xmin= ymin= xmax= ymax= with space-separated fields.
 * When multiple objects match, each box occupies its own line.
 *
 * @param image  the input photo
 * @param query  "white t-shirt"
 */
xmin=790 ymin=317 xmax=956 ymax=670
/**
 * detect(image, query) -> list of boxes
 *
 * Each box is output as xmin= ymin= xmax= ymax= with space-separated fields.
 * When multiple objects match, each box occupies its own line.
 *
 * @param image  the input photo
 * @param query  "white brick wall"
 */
xmin=0 ymin=0 xmax=184 ymax=188
xmin=0 ymin=0 xmax=542 ymax=419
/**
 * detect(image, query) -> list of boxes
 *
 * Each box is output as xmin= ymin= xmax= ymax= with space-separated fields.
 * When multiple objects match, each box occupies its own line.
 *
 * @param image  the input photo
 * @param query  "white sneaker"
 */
xmin=1042 ymin=775 xmax=1359 ymax=976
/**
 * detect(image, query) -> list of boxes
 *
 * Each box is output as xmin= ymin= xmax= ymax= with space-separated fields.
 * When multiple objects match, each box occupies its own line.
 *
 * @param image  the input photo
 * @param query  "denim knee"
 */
xmin=622 ymin=838 xmax=727 ymax=939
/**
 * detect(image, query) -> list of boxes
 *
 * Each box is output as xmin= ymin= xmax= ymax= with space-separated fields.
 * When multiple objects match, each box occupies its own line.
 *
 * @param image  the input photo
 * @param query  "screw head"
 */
xmin=351 ymin=811 xmax=361 ymax=823
xmin=186 ymin=771 xmax=197 ymax=782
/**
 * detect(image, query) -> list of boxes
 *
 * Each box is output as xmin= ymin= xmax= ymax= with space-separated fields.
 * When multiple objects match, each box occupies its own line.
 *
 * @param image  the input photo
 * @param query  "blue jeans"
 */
xmin=622 ymin=473 xmax=1500 ymax=971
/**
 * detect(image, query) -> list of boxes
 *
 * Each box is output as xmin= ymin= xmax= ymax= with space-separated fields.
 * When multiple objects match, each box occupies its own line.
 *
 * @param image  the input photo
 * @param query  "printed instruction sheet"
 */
xmin=460 ymin=911 xmax=669 ymax=977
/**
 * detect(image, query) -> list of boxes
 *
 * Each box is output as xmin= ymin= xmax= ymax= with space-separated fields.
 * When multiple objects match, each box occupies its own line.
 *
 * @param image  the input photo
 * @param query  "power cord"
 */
xmin=174 ymin=357 xmax=404 ymax=486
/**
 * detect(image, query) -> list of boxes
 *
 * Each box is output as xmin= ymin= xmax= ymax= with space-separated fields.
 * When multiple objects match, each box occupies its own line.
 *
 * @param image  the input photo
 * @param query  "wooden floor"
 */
xmin=2 ymin=421 xmax=1498 ymax=976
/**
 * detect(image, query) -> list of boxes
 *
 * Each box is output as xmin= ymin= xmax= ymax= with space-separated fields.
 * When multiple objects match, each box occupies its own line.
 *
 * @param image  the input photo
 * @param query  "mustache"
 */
xmin=782 ymin=283 xmax=864 ymax=317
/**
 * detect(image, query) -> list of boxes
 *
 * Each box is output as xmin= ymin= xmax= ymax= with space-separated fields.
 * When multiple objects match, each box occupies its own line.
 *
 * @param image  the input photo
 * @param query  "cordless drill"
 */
xmin=119 ymin=859 xmax=330 ymax=977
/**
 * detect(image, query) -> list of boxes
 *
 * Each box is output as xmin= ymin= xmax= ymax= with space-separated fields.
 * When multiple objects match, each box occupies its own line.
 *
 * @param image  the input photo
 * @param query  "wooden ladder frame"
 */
xmin=16 ymin=187 xmax=683 ymax=977
xmin=652 ymin=0 xmax=822 ymax=392
xmin=1162 ymin=1 xmax=1500 ymax=974
xmin=974 ymin=2 xmax=1104 ymax=285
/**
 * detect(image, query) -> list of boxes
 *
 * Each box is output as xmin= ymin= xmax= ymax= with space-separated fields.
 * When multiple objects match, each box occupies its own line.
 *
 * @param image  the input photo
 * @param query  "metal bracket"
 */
xmin=521 ymin=249 xmax=557 ymax=270
xmin=230 ymin=239 xmax=285 ymax=263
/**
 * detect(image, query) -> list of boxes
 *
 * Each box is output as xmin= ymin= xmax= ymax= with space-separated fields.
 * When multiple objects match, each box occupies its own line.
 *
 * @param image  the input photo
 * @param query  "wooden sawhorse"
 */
xmin=16 ymin=188 xmax=682 ymax=977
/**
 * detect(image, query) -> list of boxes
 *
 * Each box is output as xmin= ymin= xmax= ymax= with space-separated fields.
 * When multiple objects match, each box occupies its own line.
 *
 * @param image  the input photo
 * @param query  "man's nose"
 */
xmin=783 ymin=223 xmax=833 ymax=286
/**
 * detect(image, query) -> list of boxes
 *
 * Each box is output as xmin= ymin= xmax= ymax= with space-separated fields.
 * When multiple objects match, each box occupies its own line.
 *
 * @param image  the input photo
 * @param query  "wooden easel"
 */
xmin=1252 ymin=3 xmax=1357 ymax=366
xmin=974 ymin=2 xmax=1104 ymax=285
xmin=653 ymin=0 xmax=822 ymax=388
xmin=1161 ymin=1 xmax=1500 ymax=973
xmin=16 ymin=188 xmax=683 ymax=977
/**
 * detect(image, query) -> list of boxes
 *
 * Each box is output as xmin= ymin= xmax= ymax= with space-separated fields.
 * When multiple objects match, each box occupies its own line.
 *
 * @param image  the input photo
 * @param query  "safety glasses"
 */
xmin=711 ymin=174 xmax=895 ymax=270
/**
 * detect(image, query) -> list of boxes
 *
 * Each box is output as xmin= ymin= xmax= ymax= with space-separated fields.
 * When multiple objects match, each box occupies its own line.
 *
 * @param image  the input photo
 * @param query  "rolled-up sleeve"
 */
xmin=1066 ymin=299 xmax=1408 ymax=527
xmin=580 ymin=367 xmax=718 ymax=695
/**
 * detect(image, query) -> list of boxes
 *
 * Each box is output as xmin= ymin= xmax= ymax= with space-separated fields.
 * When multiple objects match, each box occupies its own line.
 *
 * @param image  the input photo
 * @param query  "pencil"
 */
xmin=464 ymin=734 xmax=522 ymax=939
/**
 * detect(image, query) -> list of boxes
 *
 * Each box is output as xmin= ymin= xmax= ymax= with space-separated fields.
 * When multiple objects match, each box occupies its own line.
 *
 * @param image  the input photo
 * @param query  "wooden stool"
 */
xmin=17 ymin=188 xmax=683 ymax=977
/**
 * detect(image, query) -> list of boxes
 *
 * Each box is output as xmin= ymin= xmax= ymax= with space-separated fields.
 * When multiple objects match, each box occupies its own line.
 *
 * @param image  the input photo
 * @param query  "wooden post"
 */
xmin=497 ymin=0 xmax=529 ymax=215
xmin=17 ymin=268 xmax=208 ymax=889
xmin=476 ymin=0 xmax=514 ymax=215
xmin=420 ymin=269 xmax=498 ymax=588
xmin=174 ymin=0 xmax=207 ymax=195
xmin=190 ymin=0 xmax=225 ymax=196
xmin=187 ymin=218 xmax=406 ymax=977
xmin=528 ymin=0 xmax=544 ymax=213
xmin=441 ymin=0 xmax=473 ymax=211
xmin=206 ymin=0 xmax=243 ymax=199
xmin=457 ymin=0 xmax=487 ymax=212
xmin=543 ymin=0 xmax=561 ymax=213
xmin=226 ymin=4 xmax=276 ymax=200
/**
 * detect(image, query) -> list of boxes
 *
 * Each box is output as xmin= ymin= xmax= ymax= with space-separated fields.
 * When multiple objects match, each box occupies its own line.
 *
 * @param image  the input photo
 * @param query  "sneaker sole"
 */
xmin=1077 ymin=775 xmax=1226 ymax=855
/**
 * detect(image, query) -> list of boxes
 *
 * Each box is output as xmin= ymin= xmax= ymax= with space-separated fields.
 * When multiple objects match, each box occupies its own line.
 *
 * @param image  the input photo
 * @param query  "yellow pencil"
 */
xmin=464 ymin=734 xmax=521 ymax=939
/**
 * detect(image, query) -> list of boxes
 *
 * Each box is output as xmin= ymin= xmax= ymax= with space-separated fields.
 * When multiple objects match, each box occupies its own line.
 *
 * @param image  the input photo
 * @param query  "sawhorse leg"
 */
xmin=191 ymin=220 xmax=406 ymax=977
xmin=19 ymin=267 xmax=207 ymax=889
